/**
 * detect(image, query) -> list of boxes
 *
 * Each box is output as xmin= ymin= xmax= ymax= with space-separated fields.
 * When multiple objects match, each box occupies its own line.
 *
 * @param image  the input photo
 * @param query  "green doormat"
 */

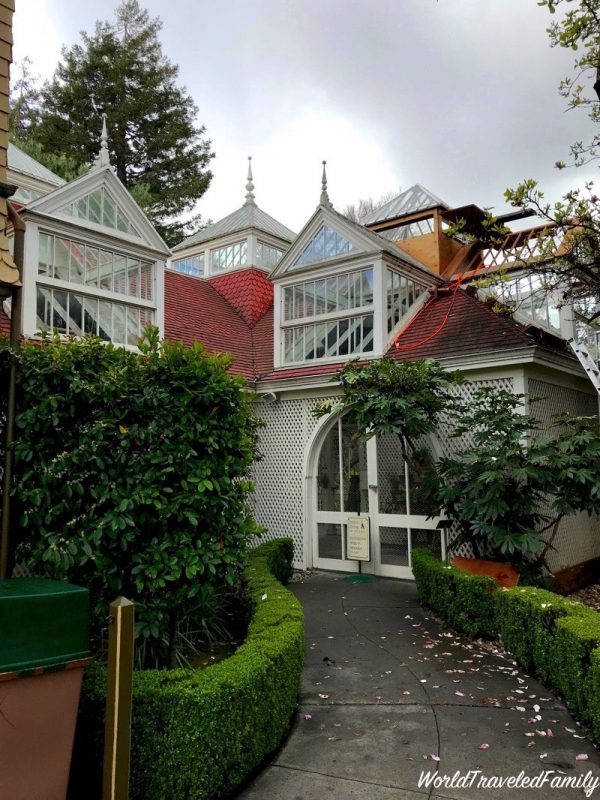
xmin=343 ymin=574 xmax=374 ymax=584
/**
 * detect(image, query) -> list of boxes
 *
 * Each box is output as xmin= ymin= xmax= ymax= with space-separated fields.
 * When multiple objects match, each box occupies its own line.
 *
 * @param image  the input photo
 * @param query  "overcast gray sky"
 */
xmin=14 ymin=0 xmax=598 ymax=233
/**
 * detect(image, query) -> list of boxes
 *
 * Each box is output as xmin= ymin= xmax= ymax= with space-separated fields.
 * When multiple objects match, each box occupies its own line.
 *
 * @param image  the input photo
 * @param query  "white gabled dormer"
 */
xmin=169 ymin=158 xmax=295 ymax=278
xmin=270 ymin=163 xmax=444 ymax=369
xmin=16 ymin=116 xmax=170 ymax=347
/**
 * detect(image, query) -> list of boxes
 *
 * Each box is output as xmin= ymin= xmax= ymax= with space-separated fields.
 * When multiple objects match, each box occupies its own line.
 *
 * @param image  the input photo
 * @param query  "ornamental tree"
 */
xmin=500 ymin=0 xmax=600 ymax=327
xmin=25 ymin=0 xmax=213 ymax=246
xmin=445 ymin=1 xmax=600 ymax=330
xmin=435 ymin=386 xmax=600 ymax=568
xmin=314 ymin=357 xmax=465 ymax=463
xmin=5 ymin=328 xmax=261 ymax=667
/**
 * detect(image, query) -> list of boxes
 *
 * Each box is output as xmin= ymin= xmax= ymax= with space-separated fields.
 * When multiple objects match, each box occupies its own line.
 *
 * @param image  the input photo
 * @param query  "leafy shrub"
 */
xmin=313 ymin=357 xmax=464 ymax=461
xmin=7 ymin=330 xmax=261 ymax=666
xmin=494 ymin=586 xmax=581 ymax=679
xmin=552 ymin=612 xmax=600 ymax=722
xmin=69 ymin=539 xmax=304 ymax=800
xmin=412 ymin=548 xmax=497 ymax=638
xmin=412 ymin=547 xmax=600 ymax=744
xmin=436 ymin=388 xmax=600 ymax=566
xmin=588 ymin=648 xmax=600 ymax=743
xmin=252 ymin=537 xmax=294 ymax=584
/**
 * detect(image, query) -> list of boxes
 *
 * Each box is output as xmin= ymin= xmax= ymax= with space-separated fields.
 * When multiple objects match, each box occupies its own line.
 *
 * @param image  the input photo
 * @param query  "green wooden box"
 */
xmin=0 ymin=578 xmax=90 ymax=675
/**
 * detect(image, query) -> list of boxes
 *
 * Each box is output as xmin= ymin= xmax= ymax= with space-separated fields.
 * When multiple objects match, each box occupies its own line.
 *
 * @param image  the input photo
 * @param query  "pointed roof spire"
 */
xmin=244 ymin=156 xmax=256 ymax=206
xmin=320 ymin=160 xmax=332 ymax=207
xmin=93 ymin=113 xmax=111 ymax=169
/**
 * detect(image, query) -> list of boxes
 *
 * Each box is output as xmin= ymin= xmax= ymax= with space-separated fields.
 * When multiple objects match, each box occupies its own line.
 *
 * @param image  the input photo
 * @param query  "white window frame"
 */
xmin=274 ymin=257 xmax=385 ymax=368
xmin=22 ymin=217 xmax=163 ymax=348
xmin=171 ymin=252 xmax=206 ymax=277
xmin=210 ymin=239 xmax=248 ymax=274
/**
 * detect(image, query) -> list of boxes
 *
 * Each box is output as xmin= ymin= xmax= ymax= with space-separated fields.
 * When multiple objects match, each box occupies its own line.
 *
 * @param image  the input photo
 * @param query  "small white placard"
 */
xmin=346 ymin=516 xmax=370 ymax=561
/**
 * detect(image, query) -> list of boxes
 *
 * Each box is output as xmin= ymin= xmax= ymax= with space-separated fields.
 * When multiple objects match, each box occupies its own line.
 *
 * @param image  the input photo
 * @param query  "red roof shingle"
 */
xmin=208 ymin=268 xmax=273 ymax=328
xmin=164 ymin=270 xmax=256 ymax=379
xmin=388 ymin=288 xmax=538 ymax=362
xmin=164 ymin=272 xmax=568 ymax=384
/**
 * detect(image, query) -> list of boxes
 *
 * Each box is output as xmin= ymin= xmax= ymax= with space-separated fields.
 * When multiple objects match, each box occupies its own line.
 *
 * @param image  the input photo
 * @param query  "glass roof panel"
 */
xmin=293 ymin=225 xmax=358 ymax=268
xmin=60 ymin=187 xmax=141 ymax=238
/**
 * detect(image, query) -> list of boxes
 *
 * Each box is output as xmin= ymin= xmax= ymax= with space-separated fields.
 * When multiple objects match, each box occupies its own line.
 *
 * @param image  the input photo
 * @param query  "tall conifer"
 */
xmin=31 ymin=0 xmax=213 ymax=245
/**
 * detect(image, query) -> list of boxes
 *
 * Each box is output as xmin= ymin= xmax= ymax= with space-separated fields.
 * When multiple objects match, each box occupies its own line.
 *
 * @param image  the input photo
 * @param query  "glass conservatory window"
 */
xmin=282 ymin=267 xmax=374 ymax=363
xmin=293 ymin=225 xmax=358 ymax=268
xmin=256 ymin=241 xmax=283 ymax=269
xmin=283 ymin=315 xmax=374 ymax=362
xmin=38 ymin=232 xmax=154 ymax=301
xmin=492 ymin=274 xmax=560 ymax=333
xmin=172 ymin=254 xmax=204 ymax=276
xmin=377 ymin=217 xmax=434 ymax=242
xmin=36 ymin=287 xmax=154 ymax=345
xmin=283 ymin=268 xmax=373 ymax=321
xmin=61 ymin=187 xmax=141 ymax=238
xmin=386 ymin=269 xmax=427 ymax=332
xmin=211 ymin=241 xmax=247 ymax=272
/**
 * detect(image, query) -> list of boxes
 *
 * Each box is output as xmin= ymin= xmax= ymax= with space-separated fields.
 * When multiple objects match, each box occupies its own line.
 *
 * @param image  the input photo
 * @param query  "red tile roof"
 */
xmin=208 ymin=268 xmax=273 ymax=328
xmin=387 ymin=288 xmax=540 ymax=362
xmin=164 ymin=270 xmax=256 ymax=379
xmin=164 ymin=271 xmax=569 ymax=385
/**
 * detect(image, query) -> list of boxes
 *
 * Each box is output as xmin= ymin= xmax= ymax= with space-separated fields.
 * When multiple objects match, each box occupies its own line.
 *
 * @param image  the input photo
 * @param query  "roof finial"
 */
xmin=93 ymin=113 xmax=111 ymax=169
xmin=320 ymin=160 xmax=331 ymax=207
xmin=245 ymin=156 xmax=256 ymax=206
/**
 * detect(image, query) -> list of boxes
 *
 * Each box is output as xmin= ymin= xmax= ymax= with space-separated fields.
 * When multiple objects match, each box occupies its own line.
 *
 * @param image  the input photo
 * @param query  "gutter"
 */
xmin=1 ymin=201 xmax=25 ymax=579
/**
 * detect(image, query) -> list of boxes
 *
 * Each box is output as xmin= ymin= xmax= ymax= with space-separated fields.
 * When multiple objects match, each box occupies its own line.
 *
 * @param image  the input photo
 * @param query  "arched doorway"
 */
xmin=312 ymin=417 xmax=445 ymax=579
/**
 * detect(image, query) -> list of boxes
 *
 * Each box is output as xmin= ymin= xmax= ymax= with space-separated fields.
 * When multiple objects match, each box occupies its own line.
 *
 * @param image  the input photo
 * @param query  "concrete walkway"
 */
xmin=238 ymin=571 xmax=600 ymax=800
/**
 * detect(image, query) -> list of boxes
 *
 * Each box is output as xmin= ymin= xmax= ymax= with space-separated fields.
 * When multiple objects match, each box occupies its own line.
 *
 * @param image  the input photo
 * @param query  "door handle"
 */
xmin=368 ymin=485 xmax=378 ymax=491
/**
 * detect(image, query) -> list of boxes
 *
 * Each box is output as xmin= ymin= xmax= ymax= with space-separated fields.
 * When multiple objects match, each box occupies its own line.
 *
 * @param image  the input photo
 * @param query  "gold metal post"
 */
xmin=103 ymin=597 xmax=134 ymax=800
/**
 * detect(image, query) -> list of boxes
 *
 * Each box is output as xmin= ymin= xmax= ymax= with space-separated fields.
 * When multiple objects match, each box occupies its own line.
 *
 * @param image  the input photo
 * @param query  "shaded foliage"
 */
xmin=435 ymin=387 xmax=600 ymax=565
xmin=314 ymin=357 xmax=464 ymax=462
xmin=5 ymin=328 xmax=261 ymax=667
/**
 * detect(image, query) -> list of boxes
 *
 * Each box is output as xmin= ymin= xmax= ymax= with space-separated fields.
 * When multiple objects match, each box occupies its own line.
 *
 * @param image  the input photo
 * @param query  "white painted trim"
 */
xmin=22 ymin=219 xmax=39 ymax=338
xmin=302 ymin=412 xmax=340 ymax=569
xmin=27 ymin=167 xmax=169 ymax=254
xmin=373 ymin=258 xmax=385 ymax=355
xmin=36 ymin=276 xmax=155 ymax=309
xmin=25 ymin=211 xmax=167 ymax=262
xmin=273 ymin=283 xmax=282 ymax=369
xmin=513 ymin=369 xmax=528 ymax=412
xmin=155 ymin=257 xmax=165 ymax=337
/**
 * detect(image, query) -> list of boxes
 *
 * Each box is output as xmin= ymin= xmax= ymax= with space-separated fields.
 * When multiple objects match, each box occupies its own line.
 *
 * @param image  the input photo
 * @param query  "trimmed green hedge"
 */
xmin=252 ymin=537 xmax=294 ymax=585
xmin=411 ymin=547 xmax=600 ymax=745
xmin=412 ymin=547 xmax=497 ymax=638
xmin=69 ymin=538 xmax=303 ymax=799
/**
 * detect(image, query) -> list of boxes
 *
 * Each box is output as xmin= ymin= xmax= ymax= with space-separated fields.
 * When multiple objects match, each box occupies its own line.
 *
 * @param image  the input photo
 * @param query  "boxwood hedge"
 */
xmin=411 ymin=547 xmax=600 ymax=744
xmin=69 ymin=538 xmax=303 ymax=799
xmin=412 ymin=547 xmax=497 ymax=638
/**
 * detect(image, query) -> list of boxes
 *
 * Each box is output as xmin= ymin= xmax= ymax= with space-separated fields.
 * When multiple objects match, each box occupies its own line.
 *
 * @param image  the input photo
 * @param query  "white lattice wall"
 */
xmin=251 ymin=396 xmax=334 ymax=567
xmin=250 ymin=378 xmax=517 ymax=568
xmin=439 ymin=377 xmax=516 ymax=559
xmin=528 ymin=378 xmax=599 ymax=572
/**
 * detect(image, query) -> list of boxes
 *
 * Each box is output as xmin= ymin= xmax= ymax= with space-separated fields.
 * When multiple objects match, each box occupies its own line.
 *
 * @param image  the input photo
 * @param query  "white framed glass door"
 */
xmin=314 ymin=417 xmax=370 ymax=572
xmin=370 ymin=433 xmax=444 ymax=579
xmin=312 ymin=419 xmax=445 ymax=578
